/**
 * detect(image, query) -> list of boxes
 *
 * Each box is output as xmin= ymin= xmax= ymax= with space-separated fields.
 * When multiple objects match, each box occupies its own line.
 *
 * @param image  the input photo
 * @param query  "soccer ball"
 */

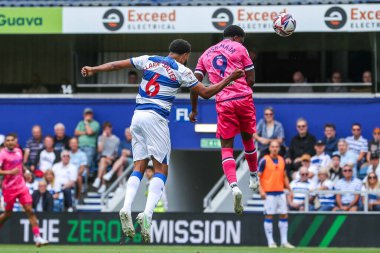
xmin=273 ymin=13 xmax=296 ymax=37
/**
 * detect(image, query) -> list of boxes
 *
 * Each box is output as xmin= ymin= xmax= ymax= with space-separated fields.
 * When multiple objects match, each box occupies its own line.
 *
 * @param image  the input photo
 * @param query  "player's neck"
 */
xmin=270 ymin=154 xmax=278 ymax=159
xmin=6 ymin=147 xmax=14 ymax=152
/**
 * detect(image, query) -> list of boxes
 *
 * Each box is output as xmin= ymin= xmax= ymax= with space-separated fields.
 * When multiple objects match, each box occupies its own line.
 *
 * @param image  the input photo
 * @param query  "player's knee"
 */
xmin=265 ymin=215 xmax=273 ymax=220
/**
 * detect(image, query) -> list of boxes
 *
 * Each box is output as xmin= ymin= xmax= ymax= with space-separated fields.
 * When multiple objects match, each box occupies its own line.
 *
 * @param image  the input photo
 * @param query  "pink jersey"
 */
xmin=0 ymin=148 xmax=25 ymax=192
xmin=195 ymin=39 xmax=254 ymax=102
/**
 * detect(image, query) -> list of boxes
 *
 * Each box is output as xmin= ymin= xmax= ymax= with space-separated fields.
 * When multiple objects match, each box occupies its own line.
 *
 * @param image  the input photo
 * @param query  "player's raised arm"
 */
xmin=191 ymin=69 xmax=244 ymax=100
xmin=81 ymin=59 xmax=133 ymax=77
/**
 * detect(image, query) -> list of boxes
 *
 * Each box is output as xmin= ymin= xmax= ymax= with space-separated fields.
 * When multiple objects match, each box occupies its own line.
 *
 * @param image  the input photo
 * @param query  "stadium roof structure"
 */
xmin=0 ymin=0 xmax=379 ymax=7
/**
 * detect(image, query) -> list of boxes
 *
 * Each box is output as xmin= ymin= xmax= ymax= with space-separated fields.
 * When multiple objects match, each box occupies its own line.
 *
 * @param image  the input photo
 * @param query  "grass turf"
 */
xmin=1 ymin=245 xmax=379 ymax=253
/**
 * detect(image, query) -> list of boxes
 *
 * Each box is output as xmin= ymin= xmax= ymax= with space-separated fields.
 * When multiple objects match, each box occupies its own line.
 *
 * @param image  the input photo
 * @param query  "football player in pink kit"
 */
xmin=192 ymin=25 xmax=258 ymax=215
xmin=0 ymin=133 xmax=48 ymax=247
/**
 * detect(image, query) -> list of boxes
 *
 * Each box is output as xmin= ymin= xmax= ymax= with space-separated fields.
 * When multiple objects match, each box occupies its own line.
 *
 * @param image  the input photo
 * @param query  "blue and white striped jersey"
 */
xmin=290 ymin=179 xmax=314 ymax=205
xmin=131 ymin=55 xmax=199 ymax=119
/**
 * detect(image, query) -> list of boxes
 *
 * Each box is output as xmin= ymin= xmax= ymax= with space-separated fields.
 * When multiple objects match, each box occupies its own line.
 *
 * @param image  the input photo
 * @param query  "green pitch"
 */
xmin=1 ymin=245 xmax=380 ymax=253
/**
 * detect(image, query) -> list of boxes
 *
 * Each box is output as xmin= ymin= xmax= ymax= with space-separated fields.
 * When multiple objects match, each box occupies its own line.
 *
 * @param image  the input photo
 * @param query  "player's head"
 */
xmin=169 ymin=39 xmax=191 ymax=65
xmin=5 ymin=133 xmax=17 ymax=150
xmin=268 ymin=140 xmax=280 ymax=156
xmin=223 ymin=25 xmax=245 ymax=43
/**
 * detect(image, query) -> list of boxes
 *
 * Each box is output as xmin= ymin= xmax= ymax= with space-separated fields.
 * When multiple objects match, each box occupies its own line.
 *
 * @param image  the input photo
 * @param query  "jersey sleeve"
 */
xmin=179 ymin=67 xmax=199 ymax=88
xmin=130 ymin=55 xmax=149 ymax=70
xmin=194 ymin=56 xmax=207 ymax=78
xmin=258 ymin=158 xmax=266 ymax=173
xmin=240 ymin=47 xmax=254 ymax=71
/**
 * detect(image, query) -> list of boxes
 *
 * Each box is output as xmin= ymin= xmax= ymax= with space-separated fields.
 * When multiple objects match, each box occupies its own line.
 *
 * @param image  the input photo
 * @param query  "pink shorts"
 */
xmin=216 ymin=95 xmax=256 ymax=139
xmin=2 ymin=186 xmax=32 ymax=211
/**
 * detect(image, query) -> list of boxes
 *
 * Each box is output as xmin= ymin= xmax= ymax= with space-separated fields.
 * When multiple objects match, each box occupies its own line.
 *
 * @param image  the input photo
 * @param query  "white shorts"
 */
xmin=264 ymin=193 xmax=288 ymax=215
xmin=130 ymin=110 xmax=171 ymax=165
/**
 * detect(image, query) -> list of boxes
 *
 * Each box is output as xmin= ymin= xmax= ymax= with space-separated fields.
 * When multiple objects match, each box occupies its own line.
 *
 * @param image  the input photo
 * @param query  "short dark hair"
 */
xmin=324 ymin=123 xmax=336 ymax=130
xmin=103 ymin=121 xmax=112 ymax=129
xmin=128 ymin=70 xmax=137 ymax=77
xmin=169 ymin=39 xmax=191 ymax=55
xmin=44 ymin=135 xmax=54 ymax=141
xmin=6 ymin=133 xmax=18 ymax=139
xmin=223 ymin=25 xmax=245 ymax=38
xmin=352 ymin=123 xmax=361 ymax=129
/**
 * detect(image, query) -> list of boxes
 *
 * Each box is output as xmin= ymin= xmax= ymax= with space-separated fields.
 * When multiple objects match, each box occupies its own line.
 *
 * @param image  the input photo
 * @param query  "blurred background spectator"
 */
xmin=322 ymin=123 xmax=338 ymax=156
xmin=74 ymin=108 xmax=100 ymax=175
xmin=311 ymin=140 xmax=331 ymax=169
xmin=286 ymin=118 xmax=316 ymax=173
xmin=22 ymin=74 xmax=48 ymax=94
xmin=52 ymin=150 xmax=77 ymax=212
xmin=33 ymin=136 xmax=60 ymax=177
xmin=333 ymin=139 xmax=358 ymax=177
xmin=24 ymin=125 xmax=44 ymax=175
xmin=255 ymin=107 xmax=285 ymax=159
xmin=44 ymin=169 xmax=63 ymax=212
xmin=32 ymin=180 xmax=53 ymax=212
xmin=69 ymin=137 xmax=88 ymax=201
xmin=103 ymin=128 xmax=133 ymax=191
xmin=326 ymin=71 xmax=348 ymax=93
xmin=92 ymin=122 xmax=120 ymax=194
xmin=288 ymin=71 xmax=313 ymax=93
xmin=53 ymin=123 xmax=70 ymax=153
xmin=288 ymin=166 xmax=314 ymax=211
xmin=362 ymin=71 xmax=372 ymax=84
xmin=362 ymin=172 xmax=380 ymax=211
xmin=346 ymin=123 xmax=368 ymax=170
xmin=367 ymin=127 xmax=380 ymax=162
xmin=24 ymin=170 xmax=38 ymax=195
xmin=329 ymin=154 xmax=343 ymax=185
xmin=314 ymin=168 xmax=335 ymax=211
xmin=333 ymin=164 xmax=362 ymax=212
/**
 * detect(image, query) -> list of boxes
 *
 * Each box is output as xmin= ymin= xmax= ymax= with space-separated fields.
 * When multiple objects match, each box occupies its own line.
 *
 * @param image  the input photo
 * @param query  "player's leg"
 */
xmin=23 ymin=204 xmax=48 ymax=246
xmin=221 ymin=137 xmax=243 ymax=215
xmin=120 ymin=159 xmax=148 ymax=238
xmin=237 ymin=96 xmax=259 ymax=192
xmin=263 ymin=195 xmax=276 ymax=247
xmin=0 ymin=210 xmax=12 ymax=227
xmin=278 ymin=194 xmax=294 ymax=248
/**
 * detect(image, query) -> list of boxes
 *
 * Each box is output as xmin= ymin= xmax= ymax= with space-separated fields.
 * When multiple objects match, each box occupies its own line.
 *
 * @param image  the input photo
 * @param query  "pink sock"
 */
xmin=32 ymin=226 xmax=40 ymax=237
xmin=221 ymin=148 xmax=237 ymax=186
xmin=243 ymin=139 xmax=258 ymax=173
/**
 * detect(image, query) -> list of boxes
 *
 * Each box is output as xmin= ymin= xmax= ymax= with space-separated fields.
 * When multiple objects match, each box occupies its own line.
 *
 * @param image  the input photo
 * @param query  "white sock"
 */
xmin=264 ymin=219 xmax=274 ymax=245
xmin=279 ymin=219 xmax=288 ymax=245
xmin=121 ymin=171 xmax=143 ymax=213
xmin=144 ymin=173 xmax=166 ymax=218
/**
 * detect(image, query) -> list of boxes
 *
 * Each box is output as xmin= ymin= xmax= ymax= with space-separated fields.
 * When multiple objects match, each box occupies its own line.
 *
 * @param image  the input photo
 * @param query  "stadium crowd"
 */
xmin=256 ymin=106 xmax=380 ymax=212
xmin=0 ymin=106 xmax=379 ymax=213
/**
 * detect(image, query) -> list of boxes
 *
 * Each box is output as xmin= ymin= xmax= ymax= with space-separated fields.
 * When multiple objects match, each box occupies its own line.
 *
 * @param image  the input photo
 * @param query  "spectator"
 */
xmin=103 ymin=128 xmax=133 ymax=186
xmin=24 ymin=170 xmax=38 ymax=195
xmin=329 ymin=154 xmax=343 ymax=185
xmin=333 ymin=139 xmax=358 ymax=177
xmin=367 ymin=127 xmax=380 ymax=162
xmin=22 ymin=74 xmax=48 ymax=94
xmin=44 ymin=169 xmax=63 ymax=212
xmin=333 ymin=164 xmax=362 ymax=212
xmin=92 ymin=122 xmax=120 ymax=194
xmin=288 ymin=71 xmax=313 ymax=93
xmin=32 ymin=180 xmax=53 ymax=212
xmin=24 ymin=125 xmax=44 ymax=173
xmin=144 ymin=161 xmax=168 ymax=213
xmin=326 ymin=71 xmax=348 ymax=93
xmin=296 ymin=154 xmax=319 ymax=186
xmin=69 ymin=137 xmax=88 ymax=199
xmin=53 ymin=123 xmax=70 ymax=153
xmin=288 ymin=166 xmax=314 ymax=211
xmin=34 ymin=136 xmax=60 ymax=176
xmin=362 ymin=172 xmax=380 ymax=211
xmin=52 ymin=150 xmax=77 ymax=212
xmin=322 ymin=123 xmax=338 ymax=156
xmin=74 ymin=108 xmax=100 ymax=173
xmin=311 ymin=140 xmax=331 ymax=169
xmin=364 ymin=154 xmax=380 ymax=180
xmin=346 ymin=123 xmax=368 ymax=166
xmin=255 ymin=107 xmax=285 ymax=158
xmin=362 ymin=70 xmax=372 ymax=84
xmin=286 ymin=118 xmax=317 ymax=171
xmin=315 ymin=168 xmax=335 ymax=211
xmin=121 ymin=71 xmax=139 ymax=92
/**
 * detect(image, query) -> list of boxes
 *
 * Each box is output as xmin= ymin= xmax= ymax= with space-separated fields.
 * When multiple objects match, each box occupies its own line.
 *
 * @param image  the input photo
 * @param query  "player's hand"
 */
xmin=9 ymin=168 xmax=19 ymax=175
xmin=189 ymin=110 xmax=198 ymax=123
xmin=81 ymin=66 xmax=94 ymax=77
xmin=260 ymin=191 xmax=266 ymax=200
xmin=285 ymin=158 xmax=292 ymax=164
xmin=229 ymin=69 xmax=244 ymax=81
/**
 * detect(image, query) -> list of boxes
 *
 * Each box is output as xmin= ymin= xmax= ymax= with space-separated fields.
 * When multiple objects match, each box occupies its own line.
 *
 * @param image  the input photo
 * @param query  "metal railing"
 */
xmin=100 ymin=160 xmax=134 ymax=208
xmin=290 ymin=190 xmax=380 ymax=213
xmin=203 ymin=151 xmax=245 ymax=209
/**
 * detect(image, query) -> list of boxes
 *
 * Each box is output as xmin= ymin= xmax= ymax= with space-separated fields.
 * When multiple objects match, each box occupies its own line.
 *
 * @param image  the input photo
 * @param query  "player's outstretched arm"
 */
xmin=191 ymin=69 xmax=244 ymax=99
xmin=81 ymin=59 xmax=133 ymax=77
